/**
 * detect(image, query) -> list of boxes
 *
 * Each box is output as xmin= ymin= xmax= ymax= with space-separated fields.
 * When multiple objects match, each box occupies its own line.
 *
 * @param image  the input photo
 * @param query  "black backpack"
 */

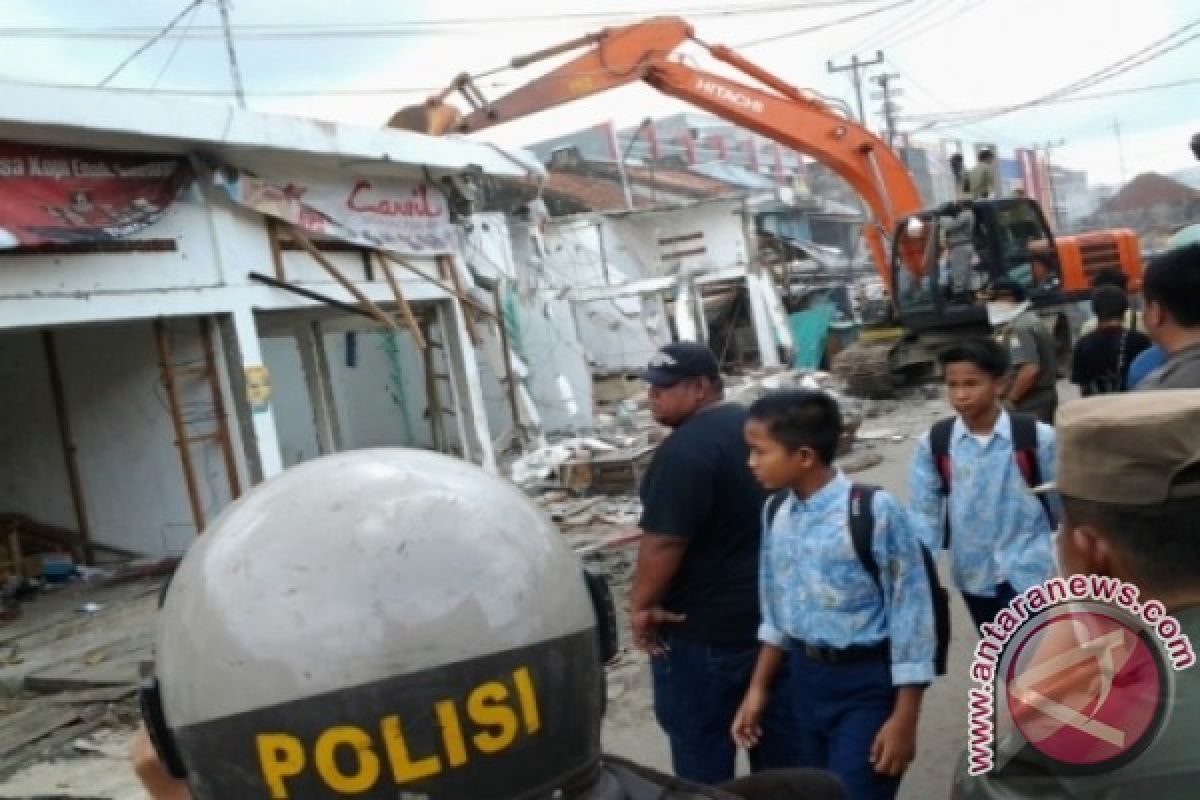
xmin=929 ymin=412 xmax=1055 ymax=546
xmin=765 ymin=484 xmax=950 ymax=676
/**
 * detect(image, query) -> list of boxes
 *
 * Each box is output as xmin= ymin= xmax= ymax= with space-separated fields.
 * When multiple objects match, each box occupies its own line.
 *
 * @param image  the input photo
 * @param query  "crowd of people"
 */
xmin=632 ymin=239 xmax=1200 ymax=799
xmin=126 ymin=202 xmax=1200 ymax=798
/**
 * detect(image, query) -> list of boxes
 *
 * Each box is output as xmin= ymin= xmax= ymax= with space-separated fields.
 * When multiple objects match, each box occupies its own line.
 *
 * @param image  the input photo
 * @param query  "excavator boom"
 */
xmin=391 ymin=16 xmax=924 ymax=281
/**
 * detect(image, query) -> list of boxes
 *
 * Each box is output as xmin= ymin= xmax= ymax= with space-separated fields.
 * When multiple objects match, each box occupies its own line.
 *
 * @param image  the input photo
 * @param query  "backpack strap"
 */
xmin=764 ymin=490 xmax=788 ymax=532
xmin=929 ymin=417 xmax=955 ymax=494
xmin=1009 ymin=412 xmax=1056 ymax=525
xmin=1008 ymin=412 xmax=1041 ymax=489
xmin=848 ymin=484 xmax=882 ymax=592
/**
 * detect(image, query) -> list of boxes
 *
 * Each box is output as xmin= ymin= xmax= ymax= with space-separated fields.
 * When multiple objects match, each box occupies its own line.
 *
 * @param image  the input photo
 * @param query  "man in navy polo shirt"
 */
xmin=629 ymin=342 xmax=799 ymax=783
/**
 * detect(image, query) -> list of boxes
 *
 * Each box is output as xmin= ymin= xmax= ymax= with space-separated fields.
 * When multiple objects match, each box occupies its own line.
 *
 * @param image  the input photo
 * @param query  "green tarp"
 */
xmin=788 ymin=304 xmax=836 ymax=369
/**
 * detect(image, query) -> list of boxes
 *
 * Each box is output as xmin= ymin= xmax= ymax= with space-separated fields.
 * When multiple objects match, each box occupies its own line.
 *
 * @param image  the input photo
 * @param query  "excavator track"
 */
xmin=831 ymin=341 xmax=896 ymax=398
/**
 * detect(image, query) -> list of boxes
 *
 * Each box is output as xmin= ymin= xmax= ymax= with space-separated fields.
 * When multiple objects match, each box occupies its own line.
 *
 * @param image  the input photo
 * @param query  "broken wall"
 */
xmin=543 ymin=216 xmax=669 ymax=374
xmin=463 ymin=212 xmax=595 ymax=434
xmin=608 ymin=199 xmax=749 ymax=277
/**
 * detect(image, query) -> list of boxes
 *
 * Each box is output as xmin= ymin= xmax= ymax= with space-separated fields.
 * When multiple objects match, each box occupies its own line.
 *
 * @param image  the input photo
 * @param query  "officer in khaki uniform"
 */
xmin=991 ymin=278 xmax=1058 ymax=424
xmin=953 ymin=391 xmax=1200 ymax=798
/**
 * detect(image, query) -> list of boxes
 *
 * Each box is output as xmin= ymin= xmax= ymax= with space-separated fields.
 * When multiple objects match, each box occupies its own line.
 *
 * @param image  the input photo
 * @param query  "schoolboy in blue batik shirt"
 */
xmin=733 ymin=390 xmax=935 ymax=800
xmin=908 ymin=339 xmax=1056 ymax=630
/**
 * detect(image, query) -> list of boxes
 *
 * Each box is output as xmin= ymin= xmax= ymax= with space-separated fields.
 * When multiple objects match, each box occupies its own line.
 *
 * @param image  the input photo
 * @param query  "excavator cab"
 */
xmin=890 ymin=196 xmax=1063 ymax=331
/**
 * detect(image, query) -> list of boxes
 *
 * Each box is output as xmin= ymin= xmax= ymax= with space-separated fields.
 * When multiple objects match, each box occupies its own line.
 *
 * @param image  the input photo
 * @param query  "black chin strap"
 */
xmin=139 ymin=676 xmax=188 ymax=779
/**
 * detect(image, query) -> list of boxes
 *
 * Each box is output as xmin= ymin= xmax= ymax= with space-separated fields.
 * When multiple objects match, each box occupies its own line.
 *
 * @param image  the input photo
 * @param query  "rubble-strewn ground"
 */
xmin=0 ymin=382 xmax=1076 ymax=799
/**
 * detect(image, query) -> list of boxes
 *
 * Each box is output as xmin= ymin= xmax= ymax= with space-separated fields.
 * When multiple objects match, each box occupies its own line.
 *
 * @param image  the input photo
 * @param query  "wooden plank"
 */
xmin=438 ymin=254 xmax=482 ymax=346
xmin=41 ymin=331 xmax=93 ymax=564
xmin=378 ymin=250 xmax=497 ymax=320
xmin=0 ymin=703 xmax=80 ymax=757
xmin=45 ymin=685 xmax=138 ymax=706
xmin=0 ymin=715 xmax=106 ymax=779
xmin=287 ymin=227 xmax=399 ymax=331
xmin=155 ymin=319 xmax=207 ymax=534
xmin=266 ymin=218 xmax=286 ymax=280
xmin=376 ymin=252 xmax=427 ymax=349
xmin=24 ymin=663 xmax=142 ymax=693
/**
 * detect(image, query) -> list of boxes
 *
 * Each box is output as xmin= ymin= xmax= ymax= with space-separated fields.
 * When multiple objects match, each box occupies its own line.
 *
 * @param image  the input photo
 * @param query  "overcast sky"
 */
xmin=1 ymin=0 xmax=1196 ymax=186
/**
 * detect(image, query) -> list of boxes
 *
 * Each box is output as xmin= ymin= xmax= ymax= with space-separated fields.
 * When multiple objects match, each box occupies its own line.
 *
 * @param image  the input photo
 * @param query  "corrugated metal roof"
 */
xmin=623 ymin=165 xmax=736 ymax=197
xmin=543 ymin=171 xmax=651 ymax=212
xmin=689 ymin=161 xmax=778 ymax=190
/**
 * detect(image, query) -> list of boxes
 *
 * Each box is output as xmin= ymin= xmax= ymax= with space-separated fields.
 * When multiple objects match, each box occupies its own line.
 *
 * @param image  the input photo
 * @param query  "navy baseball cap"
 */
xmin=640 ymin=342 xmax=721 ymax=387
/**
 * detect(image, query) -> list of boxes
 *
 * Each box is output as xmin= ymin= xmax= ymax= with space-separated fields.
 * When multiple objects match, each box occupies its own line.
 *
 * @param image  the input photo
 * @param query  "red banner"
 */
xmin=0 ymin=142 xmax=190 ymax=248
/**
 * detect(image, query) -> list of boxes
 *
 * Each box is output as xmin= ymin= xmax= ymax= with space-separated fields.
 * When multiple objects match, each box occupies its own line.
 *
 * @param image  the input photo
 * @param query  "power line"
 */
xmin=0 ymin=74 xmax=510 ymax=97
xmin=0 ymin=1 xmax=897 ymax=39
xmin=215 ymin=0 xmax=246 ymax=108
xmin=151 ymin=1 xmax=203 ymax=88
xmin=918 ymin=20 xmax=1200 ymax=130
xmin=902 ymin=76 xmax=1200 ymax=126
xmin=866 ymin=0 xmax=957 ymax=51
xmin=97 ymin=0 xmax=205 ymax=87
xmin=832 ymin=0 xmax=937 ymax=57
xmin=737 ymin=0 xmax=914 ymax=48
xmin=878 ymin=0 xmax=991 ymax=49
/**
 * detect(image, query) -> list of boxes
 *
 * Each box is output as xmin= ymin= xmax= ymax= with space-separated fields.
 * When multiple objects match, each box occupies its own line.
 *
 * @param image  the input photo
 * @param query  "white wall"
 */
xmin=0 ymin=331 xmax=74 ymax=530
xmin=0 ymin=320 xmax=238 ymax=556
xmin=610 ymin=199 xmax=748 ymax=277
xmin=322 ymin=325 xmax=440 ymax=453
xmin=259 ymin=336 xmax=321 ymax=468
xmin=514 ymin=290 xmax=594 ymax=432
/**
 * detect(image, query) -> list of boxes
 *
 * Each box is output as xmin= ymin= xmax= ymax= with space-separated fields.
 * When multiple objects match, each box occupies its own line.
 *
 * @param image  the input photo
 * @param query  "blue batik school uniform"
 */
xmin=760 ymin=471 xmax=935 ymax=800
xmin=907 ymin=411 xmax=1056 ymax=629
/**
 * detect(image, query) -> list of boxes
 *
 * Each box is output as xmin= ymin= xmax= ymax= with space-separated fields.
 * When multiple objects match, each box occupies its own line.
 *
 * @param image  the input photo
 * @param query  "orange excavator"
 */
xmin=392 ymin=16 xmax=1142 ymax=392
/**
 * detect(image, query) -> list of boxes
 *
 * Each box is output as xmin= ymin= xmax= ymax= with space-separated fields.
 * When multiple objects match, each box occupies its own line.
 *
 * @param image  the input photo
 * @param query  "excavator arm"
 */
xmin=392 ymin=16 xmax=923 ymax=281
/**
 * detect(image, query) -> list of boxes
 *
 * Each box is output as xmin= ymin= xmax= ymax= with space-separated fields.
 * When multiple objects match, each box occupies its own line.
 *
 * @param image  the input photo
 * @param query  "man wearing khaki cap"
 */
xmin=954 ymin=391 xmax=1200 ymax=798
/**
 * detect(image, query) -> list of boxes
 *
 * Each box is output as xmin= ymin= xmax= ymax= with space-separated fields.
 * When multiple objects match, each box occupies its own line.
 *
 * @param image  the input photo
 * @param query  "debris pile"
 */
xmin=0 ymin=577 xmax=164 ymax=781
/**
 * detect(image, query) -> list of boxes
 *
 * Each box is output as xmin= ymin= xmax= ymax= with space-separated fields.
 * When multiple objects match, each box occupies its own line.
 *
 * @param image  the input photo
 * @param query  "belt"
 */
xmin=791 ymin=639 xmax=889 ymax=665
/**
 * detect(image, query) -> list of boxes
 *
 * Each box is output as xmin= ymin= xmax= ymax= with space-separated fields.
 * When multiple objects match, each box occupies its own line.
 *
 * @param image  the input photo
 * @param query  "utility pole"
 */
xmin=871 ymin=72 xmax=903 ymax=149
xmin=1112 ymin=118 xmax=1128 ymax=186
xmin=826 ymin=50 xmax=884 ymax=124
xmin=1040 ymin=138 xmax=1066 ymax=231
xmin=217 ymin=0 xmax=247 ymax=109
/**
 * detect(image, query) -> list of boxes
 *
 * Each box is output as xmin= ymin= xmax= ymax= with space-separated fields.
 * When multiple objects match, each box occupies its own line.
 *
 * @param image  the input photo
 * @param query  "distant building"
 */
xmin=1088 ymin=172 xmax=1200 ymax=245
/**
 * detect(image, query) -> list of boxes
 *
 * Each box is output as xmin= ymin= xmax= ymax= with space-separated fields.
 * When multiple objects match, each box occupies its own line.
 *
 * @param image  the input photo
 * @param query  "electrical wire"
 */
xmin=830 ymin=0 xmax=936 ymax=57
xmin=900 ymin=76 xmax=1200 ymax=124
xmin=735 ymin=0 xmax=915 ymax=48
xmin=916 ymin=19 xmax=1200 ymax=130
xmin=97 ymin=0 xmax=206 ymax=87
xmin=858 ymin=0 xmax=956 ymax=52
xmin=0 ymin=1 xmax=901 ymax=40
xmin=151 ymin=0 xmax=205 ymax=89
xmin=876 ymin=0 xmax=991 ymax=50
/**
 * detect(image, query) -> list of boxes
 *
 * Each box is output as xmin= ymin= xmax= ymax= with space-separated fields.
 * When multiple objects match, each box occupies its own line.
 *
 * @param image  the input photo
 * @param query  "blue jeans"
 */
xmin=962 ymin=581 xmax=1018 ymax=631
xmin=651 ymin=634 xmax=801 ymax=784
xmin=789 ymin=649 xmax=900 ymax=800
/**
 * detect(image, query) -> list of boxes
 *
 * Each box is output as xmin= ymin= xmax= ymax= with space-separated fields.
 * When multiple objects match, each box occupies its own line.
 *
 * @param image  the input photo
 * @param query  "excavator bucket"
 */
xmin=386 ymin=101 xmax=464 ymax=136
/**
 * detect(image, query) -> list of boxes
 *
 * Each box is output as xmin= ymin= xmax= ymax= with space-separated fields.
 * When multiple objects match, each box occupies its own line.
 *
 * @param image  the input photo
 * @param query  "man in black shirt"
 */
xmin=631 ymin=342 xmax=799 ymax=784
xmin=1071 ymin=285 xmax=1151 ymax=395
